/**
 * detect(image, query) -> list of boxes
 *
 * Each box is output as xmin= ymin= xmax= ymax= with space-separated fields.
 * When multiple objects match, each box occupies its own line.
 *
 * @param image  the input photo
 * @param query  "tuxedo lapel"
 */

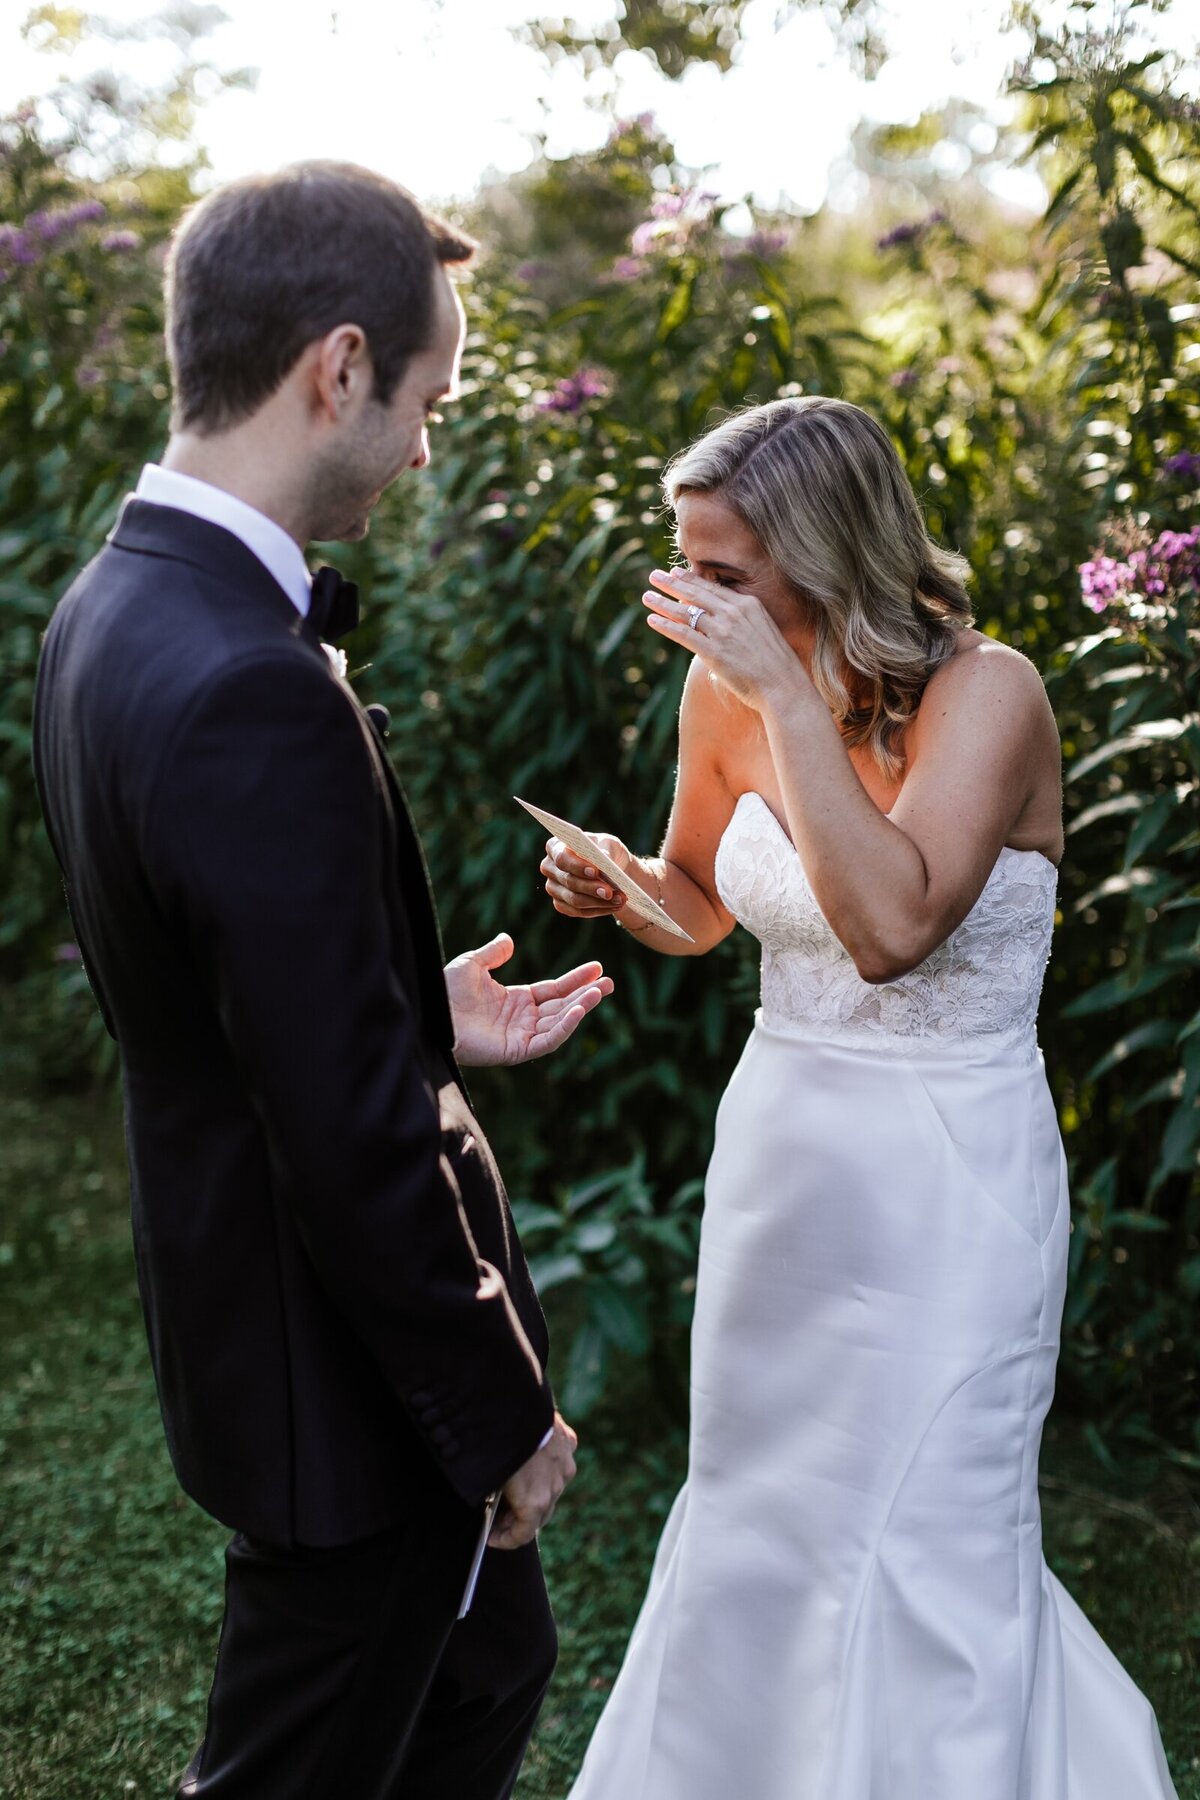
xmin=109 ymin=499 xmax=460 ymax=1073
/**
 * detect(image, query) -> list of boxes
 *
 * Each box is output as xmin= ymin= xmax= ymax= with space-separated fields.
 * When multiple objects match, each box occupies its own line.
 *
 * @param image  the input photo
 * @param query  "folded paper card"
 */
xmin=515 ymin=797 xmax=695 ymax=943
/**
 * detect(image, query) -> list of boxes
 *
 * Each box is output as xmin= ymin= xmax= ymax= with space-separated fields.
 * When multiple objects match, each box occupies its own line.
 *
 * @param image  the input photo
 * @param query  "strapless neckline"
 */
xmin=735 ymin=790 xmax=1061 ymax=878
xmin=714 ymin=790 xmax=1058 ymax=1060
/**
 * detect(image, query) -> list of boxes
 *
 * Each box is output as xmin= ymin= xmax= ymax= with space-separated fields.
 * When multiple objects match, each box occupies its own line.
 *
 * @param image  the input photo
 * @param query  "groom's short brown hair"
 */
xmin=165 ymin=161 xmax=475 ymax=434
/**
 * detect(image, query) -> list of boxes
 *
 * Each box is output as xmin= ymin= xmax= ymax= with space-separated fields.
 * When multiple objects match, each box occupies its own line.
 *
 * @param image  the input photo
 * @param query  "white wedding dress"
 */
xmin=568 ymin=791 xmax=1177 ymax=1800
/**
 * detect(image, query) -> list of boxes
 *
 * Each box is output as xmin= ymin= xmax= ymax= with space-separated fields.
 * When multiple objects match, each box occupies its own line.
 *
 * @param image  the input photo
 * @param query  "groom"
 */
xmin=32 ymin=162 xmax=610 ymax=1798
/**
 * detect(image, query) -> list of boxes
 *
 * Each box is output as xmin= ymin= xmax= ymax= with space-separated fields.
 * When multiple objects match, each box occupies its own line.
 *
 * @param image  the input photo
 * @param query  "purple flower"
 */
xmin=610 ymin=255 xmax=644 ymax=281
xmin=745 ymin=228 xmax=788 ymax=259
xmin=54 ymin=943 xmax=83 ymax=963
xmin=877 ymin=221 xmax=923 ymax=251
xmin=515 ymin=260 xmax=548 ymax=282
xmin=100 ymin=229 xmax=140 ymax=254
xmin=889 ymin=368 xmax=919 ymax=391
xmin=1078 ymin=556 xmax=1132 ymax=612
xmin=13 ymin=199 xmax=106 ymax=250
xmin=536 ymin=367 xmax=612 ymax=415
xmin=1161 ymin=450 xmax=1200 ymax=483
xmin=877 ymin=212 xmax=945 ymax=254
xmin=0 ymin=225 xmax=38 ymax=265
xmin=78 ymin=365 xmax=102 ymax=388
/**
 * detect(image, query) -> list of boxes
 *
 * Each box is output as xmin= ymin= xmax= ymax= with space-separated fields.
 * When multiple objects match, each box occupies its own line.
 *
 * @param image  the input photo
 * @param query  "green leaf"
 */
xmin=561 ymin=1317 xmax=608 ymax=1417
xmin=509 ymin=1202 xmax=564 ymax=1236
xmin=1086 ymin=1019 xmax=1179 ymax=1081
xmin=572 ymin=1218 xmax=618 ymax=1254
xmin=1150 ymin=1098 xmax=1200 ymax=1193
xmin=1123 ymin=792 xmax=1180 ymax=869
xmin=657 ymin=273 xmax=696 ymax=341
xmin=528 ymin=1251 xmax=584 ymax=1293
xmin=1066 ymin=728 xmax=1178 ymax=784
xmin=1062 ymin=965 xmax=1176 ymax=1017
xmin=588 ymin=1277 xmax=650 ymax=1357
xmin=1066 ymin=793 xmax=1147 ymax=836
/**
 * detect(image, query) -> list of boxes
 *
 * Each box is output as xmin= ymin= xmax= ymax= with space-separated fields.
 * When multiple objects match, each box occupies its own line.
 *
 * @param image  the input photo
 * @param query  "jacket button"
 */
xmin=431 ymin=1423 xmax=454 ymax=1448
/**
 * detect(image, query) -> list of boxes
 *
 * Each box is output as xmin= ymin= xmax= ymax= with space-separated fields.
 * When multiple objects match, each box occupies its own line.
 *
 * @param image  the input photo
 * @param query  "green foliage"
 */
xmin=514 ymin=1159 xmax=703 ymax=1418
xmin=1 ymin=1093 xmax=1197 ymax=1797
xmin=2 ymin=5 xmax=1199 ymax=1456
xmin=0 ymin=106 xmax=178 ymax=1067
xmin=1050 ymin=548 xmax=1199 ymax=1461
xmin=355 ymin=189 xmax=861 ymax=1415
xmin=519 ymin=0 xmax=890 ymax=82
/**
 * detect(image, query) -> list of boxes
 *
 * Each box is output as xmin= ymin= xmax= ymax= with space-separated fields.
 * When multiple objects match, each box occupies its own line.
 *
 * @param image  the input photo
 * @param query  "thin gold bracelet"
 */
xmin=614 ymin=861 xmax=662 ymax=933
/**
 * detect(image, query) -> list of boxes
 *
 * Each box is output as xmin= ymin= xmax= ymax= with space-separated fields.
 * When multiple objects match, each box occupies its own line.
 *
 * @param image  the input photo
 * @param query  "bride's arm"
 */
xmin=644 ymin=568 xmax=1059 ymax=983
xmin=540 ymin=661 xmax=739 ymax=956
xmin=762 ymin=646 xmax=1057 ymax=981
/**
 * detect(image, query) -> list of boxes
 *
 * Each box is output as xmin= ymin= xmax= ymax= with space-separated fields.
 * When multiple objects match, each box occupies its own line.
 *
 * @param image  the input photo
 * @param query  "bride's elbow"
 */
xmin=851 ymin=927 xmax=927 ymax=986
xmin=854 ymin=952 xmax=910 ymax=986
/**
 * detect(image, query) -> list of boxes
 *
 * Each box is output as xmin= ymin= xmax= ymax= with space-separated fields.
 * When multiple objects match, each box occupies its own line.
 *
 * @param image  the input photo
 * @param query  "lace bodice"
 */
xmin=715 ymin=792 xmax=1058 ymax=1061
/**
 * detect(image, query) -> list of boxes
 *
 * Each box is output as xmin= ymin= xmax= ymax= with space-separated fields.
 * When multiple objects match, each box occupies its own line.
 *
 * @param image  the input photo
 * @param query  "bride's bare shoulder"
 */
xmin=918 ymin=628 xmax=1052 ymax=726
xmin=681 ymin=658 xmax=760 ymax=735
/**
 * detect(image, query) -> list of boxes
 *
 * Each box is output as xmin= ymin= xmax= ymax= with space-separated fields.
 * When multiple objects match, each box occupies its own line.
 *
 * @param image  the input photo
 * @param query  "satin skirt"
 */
xmin=568 ymin=1020 xmax=1177 ymax=1800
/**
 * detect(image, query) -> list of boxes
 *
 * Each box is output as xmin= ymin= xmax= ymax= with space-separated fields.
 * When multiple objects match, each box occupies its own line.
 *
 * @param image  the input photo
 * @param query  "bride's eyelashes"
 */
xmin=675 ymin=558 xmax=739 ymax=589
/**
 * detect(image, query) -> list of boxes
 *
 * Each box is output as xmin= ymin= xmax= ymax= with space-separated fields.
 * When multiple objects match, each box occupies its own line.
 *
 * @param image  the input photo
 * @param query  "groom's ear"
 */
xmin=310 ymin=324 xmax=371 ymax=422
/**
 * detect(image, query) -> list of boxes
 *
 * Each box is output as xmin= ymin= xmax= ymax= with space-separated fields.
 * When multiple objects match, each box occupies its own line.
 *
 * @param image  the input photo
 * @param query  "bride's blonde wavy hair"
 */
xmin=663 ymin=397 xmax=974 ymax=779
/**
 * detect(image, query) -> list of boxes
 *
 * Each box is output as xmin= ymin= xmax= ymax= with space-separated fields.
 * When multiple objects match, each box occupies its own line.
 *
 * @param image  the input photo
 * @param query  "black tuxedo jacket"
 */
xmin=32 ymin=500 xmax=554 ymax=1546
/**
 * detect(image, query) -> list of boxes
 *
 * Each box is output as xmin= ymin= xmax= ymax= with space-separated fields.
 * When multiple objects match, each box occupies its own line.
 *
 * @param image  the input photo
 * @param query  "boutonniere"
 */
xmin=322 ymin=642 xmax=349 ymax=683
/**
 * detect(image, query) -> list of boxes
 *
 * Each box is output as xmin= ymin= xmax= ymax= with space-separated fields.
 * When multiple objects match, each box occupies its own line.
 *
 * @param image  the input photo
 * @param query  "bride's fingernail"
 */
xmin=584 ymin=866 xmax=597 ymax=878
xmin=597 ymin=886 xmax=610 ymax=899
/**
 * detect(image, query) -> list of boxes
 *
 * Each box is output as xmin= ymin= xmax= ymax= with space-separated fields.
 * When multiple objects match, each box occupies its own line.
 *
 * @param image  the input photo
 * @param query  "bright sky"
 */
xmin=3 ymin=0 xmax=1199 ymax=215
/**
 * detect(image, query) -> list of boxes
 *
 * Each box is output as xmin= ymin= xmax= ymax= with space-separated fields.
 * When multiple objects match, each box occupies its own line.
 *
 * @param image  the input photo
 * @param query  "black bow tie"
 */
xmin=308 ymin=566 xmax=360 ymax=642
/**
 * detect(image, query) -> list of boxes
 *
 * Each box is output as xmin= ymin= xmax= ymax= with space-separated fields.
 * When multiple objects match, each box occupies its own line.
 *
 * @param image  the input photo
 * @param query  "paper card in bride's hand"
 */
xmin=515 ymin=797 xmax=695 ymax=943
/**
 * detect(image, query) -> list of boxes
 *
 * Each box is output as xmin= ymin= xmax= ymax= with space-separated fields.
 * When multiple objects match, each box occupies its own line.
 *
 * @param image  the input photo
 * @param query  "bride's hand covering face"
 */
xmin=640 ymin=492 xmax=815 ymax=714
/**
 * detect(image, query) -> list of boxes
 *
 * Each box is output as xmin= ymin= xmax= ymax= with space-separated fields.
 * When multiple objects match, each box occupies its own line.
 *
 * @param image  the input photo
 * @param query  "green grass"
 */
xmin=1 ymin=1091 xmax=1197 ymax=1799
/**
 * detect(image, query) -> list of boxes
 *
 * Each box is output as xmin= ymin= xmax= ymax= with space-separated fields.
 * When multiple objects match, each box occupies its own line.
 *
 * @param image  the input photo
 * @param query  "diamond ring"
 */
xmin=687 ymin=604 xmax=705 ymax=632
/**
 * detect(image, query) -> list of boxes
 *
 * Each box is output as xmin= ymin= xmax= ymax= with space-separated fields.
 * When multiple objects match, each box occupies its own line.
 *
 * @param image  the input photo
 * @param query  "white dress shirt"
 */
xmin=135 ymin=463 xmax=313 ymax=619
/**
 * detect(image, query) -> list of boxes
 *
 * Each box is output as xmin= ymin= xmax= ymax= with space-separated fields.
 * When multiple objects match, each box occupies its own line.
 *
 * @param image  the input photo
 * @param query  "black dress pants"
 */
xmin=177 ymin=1511 xmax=558 ymax=1800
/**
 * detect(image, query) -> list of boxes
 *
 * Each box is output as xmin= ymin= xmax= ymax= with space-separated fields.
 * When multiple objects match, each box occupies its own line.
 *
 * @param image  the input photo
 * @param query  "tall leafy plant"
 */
xmin=1014 ymin=2 xmax=1200 ymax=1458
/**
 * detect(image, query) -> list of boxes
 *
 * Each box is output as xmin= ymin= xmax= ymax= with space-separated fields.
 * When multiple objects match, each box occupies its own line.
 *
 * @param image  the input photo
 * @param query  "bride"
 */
xmin=540 ymin=396 xmax=1177 ymax=1799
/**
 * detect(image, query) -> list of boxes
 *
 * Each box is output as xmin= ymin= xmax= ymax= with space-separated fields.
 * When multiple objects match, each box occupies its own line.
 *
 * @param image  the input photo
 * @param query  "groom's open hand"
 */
xmin=489 ymin=1411 xmax=579 ymax=1550
xmin=445 ymin=933 xmax=614 ymax=1068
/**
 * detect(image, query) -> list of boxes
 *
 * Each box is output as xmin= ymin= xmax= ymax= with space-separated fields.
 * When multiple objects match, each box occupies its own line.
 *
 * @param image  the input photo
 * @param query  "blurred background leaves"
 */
xmin=1 ymin=0 xmax=1197 ymax=1474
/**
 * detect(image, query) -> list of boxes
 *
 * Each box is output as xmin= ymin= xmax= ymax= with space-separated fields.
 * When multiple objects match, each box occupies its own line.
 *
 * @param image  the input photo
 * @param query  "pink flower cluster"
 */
xmin=628 ymin=188 xmax=718 ymax=258
xmin=1079 ymin=525 xmax=1200 ymax=614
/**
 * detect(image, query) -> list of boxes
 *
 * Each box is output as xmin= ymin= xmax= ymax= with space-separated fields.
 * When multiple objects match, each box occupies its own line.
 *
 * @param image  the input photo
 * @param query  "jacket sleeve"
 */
xmin=142 ymin=647 xmax=554 ymax=1505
